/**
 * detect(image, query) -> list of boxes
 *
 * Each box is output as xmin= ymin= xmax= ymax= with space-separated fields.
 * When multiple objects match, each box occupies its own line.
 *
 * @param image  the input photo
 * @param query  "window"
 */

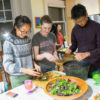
xmin=0 ymin=0 xmax=13 ymax=50
xmin=48 ymin=7 xmax=63 ymax=21
xmin=45 ymin=0 xmax=68 ymax=47
xmin=0 ymin=0 xmax=13 ymax=22
xmin=48 ymin=6 xmax=66 ymax=36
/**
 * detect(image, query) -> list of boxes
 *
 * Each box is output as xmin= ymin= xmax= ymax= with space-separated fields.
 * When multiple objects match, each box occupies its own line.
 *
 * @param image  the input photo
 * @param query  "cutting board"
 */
xmin=32 ymin=71 xmax=65 ymax=89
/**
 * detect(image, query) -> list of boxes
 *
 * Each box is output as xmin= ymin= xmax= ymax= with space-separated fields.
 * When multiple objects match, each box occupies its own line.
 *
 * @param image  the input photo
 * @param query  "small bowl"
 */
xmin=44 ymin=76 xmax=88 ymax=100
xmin=24 ymin=80 xmax=33 ymax=90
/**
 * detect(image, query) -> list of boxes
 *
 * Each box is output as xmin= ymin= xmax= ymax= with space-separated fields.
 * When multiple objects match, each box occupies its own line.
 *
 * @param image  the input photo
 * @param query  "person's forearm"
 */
xmin=85 ymin=52 xmax=90 ymax=57
xmin=66 ymin=48 xmax=72 ymax=54
xmin=20 ymin=68 xmax=30 ymax=74
xmin=20 ymin=68 xmax=27 ymax=73
xmin=35 ymin=53 xmax=45 ymax=61
xmin=90 ymin=48 xmax=100 ymax=57
xmin=53 ymin=51 xmax=58 ymax=57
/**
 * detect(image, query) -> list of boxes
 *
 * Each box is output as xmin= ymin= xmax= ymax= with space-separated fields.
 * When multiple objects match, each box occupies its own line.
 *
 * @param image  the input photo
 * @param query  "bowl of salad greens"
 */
xmin=44 ymin=76 xmax=88 ymax=100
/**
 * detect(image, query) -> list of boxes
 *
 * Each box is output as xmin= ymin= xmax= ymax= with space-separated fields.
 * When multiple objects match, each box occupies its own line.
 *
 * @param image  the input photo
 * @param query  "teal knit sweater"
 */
xmin=3 ymin=34 xmax=33 ymax=76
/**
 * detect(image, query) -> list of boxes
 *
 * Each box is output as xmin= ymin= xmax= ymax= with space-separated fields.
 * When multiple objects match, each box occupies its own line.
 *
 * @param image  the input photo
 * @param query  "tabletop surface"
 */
xmin=0 ymin=71 xmax=100 ymax=100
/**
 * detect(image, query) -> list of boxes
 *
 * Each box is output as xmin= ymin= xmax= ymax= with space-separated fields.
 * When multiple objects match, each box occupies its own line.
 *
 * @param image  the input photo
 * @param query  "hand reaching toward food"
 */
xmin=20 ymin=68 xmax=40 ymax=76
xmin=43 ymin=52 xmax=58 ymax=62
xmin=74 ymin=52 xmax=90 ymax=61
xmin=65 ymin=48 xmax=72 ymax=54
xmin=34 ymin=62 xmax=41 ymax=72
xmin=48 ymin=56 xmax=57 ymax=62
xmin=53 ymin=51 xmax=59 ymax=62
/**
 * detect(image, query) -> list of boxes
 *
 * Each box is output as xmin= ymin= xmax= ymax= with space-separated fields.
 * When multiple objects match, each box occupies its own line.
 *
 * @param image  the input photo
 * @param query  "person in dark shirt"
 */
xmin=66 ymin=4 xmax=100 ymax=77
xmin=32 ymin=15 xmax=58 ymax=73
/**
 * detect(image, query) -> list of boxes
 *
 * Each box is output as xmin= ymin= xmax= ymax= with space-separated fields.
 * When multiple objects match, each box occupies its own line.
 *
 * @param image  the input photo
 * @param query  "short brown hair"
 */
xmin=40 ymin=15 xmax=52 ymax=25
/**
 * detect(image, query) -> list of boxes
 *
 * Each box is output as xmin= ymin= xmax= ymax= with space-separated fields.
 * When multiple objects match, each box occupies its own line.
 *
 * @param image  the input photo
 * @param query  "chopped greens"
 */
xmin=49 ymin=79 xmax=80 ymax=96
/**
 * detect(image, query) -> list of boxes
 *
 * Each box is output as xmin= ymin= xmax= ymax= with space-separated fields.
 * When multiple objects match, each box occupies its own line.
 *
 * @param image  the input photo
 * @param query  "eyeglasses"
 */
xmin=75 ymin=17 xmax=88 ymax=24
xmin=18 ymin=28 xmax=30 ymax=35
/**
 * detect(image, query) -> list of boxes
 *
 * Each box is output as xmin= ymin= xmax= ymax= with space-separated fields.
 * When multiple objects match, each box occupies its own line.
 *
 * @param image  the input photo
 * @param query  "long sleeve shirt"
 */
xmin=70 ymin=18 xmax=100 ymax=64
xmin=3 ymin=34 xmax=33 ymax=76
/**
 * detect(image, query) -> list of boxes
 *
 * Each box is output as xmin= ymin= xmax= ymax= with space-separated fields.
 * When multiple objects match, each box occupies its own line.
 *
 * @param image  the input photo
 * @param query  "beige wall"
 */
xmin=30 ymin=0 xmax=66 ymax=34
xmin=31 ymin=0 xmax=45 ymax=34
xmin=75 ymin=0 xmax=100 ymax=15
xmin=99 ymin=0 xmax=100 ymax=13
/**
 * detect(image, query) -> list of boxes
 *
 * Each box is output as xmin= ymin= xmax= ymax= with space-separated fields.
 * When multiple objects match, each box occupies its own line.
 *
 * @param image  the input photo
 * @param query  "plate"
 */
xmin=44 ymin=76 xmax=88 ymax=100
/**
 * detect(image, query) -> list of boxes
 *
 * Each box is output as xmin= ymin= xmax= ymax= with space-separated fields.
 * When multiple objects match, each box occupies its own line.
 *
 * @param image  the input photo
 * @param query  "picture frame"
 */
xmin=35 ymin=17 xmax=40 ymax=28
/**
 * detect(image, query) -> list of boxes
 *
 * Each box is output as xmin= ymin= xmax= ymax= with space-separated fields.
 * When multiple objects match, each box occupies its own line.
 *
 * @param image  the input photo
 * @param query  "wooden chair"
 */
xmin=0 ymin=69 xmax=3 ymax=82
xmin=0 ymin=51 xmax=11 ymax=89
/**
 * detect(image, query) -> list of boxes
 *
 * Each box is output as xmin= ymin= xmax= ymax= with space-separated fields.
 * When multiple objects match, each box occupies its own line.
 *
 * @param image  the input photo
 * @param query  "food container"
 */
xmin=63 ymin=60 xmax=90 ymax=80
xmin=24 ymin=80 xmax=33 ymax=90
xmin=44 ymin=76 xmax=88 ymax=100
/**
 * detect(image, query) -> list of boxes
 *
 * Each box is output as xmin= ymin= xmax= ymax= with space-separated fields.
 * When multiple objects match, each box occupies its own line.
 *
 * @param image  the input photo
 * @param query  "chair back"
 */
xmin=0 ymin=51 xmax=10 ymax=84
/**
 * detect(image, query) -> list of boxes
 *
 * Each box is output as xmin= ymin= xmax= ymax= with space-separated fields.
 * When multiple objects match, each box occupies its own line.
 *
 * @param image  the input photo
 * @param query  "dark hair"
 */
xmin=71 ymin=4 xmax=87 ymax=20
xmin=50 ymin=23 xmax=58 ymax=37
xmin=40 ymin=15 xmax=52 ymax=25
xmin=12 ymin=15 xmax=31 ymax=35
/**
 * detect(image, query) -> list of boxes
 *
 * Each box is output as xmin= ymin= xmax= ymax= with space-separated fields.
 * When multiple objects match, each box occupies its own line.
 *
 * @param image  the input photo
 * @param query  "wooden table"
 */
xmin=0 ymin=71 xmax=100 ymax=100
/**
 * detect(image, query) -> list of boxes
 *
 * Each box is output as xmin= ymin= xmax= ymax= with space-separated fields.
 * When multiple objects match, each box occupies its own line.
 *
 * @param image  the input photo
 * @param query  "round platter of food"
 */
xmin=44 ymin=76 xmax=88 ymax=100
